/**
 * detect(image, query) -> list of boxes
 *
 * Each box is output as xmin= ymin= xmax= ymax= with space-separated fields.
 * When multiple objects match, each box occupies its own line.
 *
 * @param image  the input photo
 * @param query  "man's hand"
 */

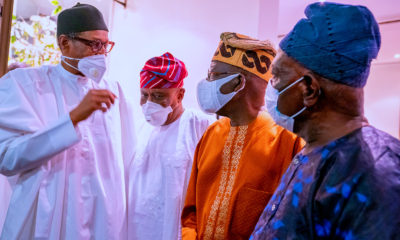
xmin=70 ymin=89 xmax=117 ymax=126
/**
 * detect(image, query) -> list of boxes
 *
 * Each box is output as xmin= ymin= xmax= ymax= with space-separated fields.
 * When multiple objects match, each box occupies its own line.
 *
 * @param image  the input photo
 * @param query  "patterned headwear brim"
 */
xmin=212 ymin=32 xmax=276 ymax=81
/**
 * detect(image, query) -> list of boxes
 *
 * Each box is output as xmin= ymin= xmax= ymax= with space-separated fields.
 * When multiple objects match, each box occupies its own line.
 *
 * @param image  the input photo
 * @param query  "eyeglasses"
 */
xmin=207 ymin=71 xmax=241 ymax=81
xmin=69 ymin=36 xmax=115 ymax=54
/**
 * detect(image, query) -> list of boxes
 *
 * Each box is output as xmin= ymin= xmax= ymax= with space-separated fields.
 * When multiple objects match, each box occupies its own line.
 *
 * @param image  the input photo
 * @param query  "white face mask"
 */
xmin=265 ymin=76 xmax=306 ymax=132
xmin=141 ymin=101 xmax=173 ymax=126
xmin=197 ymin=73 xmax=245 ymax=114
xmin=61 ymin=54 xmax=107 ymax=82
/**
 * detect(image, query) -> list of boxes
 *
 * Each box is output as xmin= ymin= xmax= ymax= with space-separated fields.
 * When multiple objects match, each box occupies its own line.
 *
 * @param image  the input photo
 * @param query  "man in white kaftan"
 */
xmin=0 ymin=3 xmax=135 ymax=239
xmin=128 ymin=53 xmax=214 ymax=240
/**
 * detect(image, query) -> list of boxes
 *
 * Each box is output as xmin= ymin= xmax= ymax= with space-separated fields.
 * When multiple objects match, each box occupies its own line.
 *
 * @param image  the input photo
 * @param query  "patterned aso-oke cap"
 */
xmin=212 ymin=32 xmax=276 ymax=82
xmin=140 ymin=52 xmax=188 ymax=89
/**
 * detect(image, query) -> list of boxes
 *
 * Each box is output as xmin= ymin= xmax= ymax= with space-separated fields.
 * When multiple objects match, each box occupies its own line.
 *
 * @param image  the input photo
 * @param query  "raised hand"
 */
xmin=69 ymin=89 xmax=117 ymax=126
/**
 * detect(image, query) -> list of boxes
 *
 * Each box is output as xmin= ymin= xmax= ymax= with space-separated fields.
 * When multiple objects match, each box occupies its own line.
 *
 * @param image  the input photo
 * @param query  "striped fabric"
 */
xmin=140 ymin=52 xmax=188 ymax=89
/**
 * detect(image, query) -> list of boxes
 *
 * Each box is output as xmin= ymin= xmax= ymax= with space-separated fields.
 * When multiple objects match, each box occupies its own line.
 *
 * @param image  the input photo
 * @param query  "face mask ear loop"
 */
xmin=290 ymin=106 xmax=307 ymax=118
xmin=235 ymin=75 xmax=246 ymax=93
xmin=168 ymin=102 xmax=178 ymax=114
xmin=218 ymin=73 xmax=240 ymax=95
xmin=290 ymin=87 xmax=321 ymax=119
xmin=278 ymin=76 xmax=307 ymax=119
xmin=62 ymin=55 xmax=80 ymax=61
xmin=279 ymin=76 xmax=305 ymax=95
xmin=290 ymin=76 xmax=321 ymax=119
xmin=61 ymin=56 xmax=80 ymax=72
xmin=171 ymin=89 xmax=183 ymax=111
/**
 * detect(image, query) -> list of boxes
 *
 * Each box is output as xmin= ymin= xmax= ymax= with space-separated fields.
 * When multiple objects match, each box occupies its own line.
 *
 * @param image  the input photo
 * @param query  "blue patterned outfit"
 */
xmin=250 ymin=126 xmax=400 ymax=239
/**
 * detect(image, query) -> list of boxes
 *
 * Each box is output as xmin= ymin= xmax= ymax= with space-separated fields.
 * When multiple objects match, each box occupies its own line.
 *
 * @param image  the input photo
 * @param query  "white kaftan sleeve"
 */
xmin=0 ymin=114 xmax=80 ymax=176
xmin=0 ymin=73 xmax=80 ymax=176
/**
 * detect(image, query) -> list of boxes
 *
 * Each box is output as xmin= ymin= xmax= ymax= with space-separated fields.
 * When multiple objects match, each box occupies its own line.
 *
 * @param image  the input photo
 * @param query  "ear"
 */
xmin=220 ymin=76 xmax=240 ymax=94
xmin=177 ymin=88 xmax=185 ymax=103
xmin=233 ymin=74 xmax=246 ymax=92
xmin=299 ymin=74 xmax=320 ymax=107
xmin=58 ymin=35 xmax=71 ymax=55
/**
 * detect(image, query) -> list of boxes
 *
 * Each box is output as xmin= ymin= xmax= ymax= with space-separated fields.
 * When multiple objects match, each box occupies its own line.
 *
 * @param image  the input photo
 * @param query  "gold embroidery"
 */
xmin=204 ymin=125 xmax=248 ymax=240
xmin=215 ymin=126 xmax=247 ymax=239
xmin=204 ymin=127 xmax=236 ymax=240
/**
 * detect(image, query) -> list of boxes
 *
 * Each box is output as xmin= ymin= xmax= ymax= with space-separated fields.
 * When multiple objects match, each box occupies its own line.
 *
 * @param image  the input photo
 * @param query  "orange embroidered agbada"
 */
xmin=181 ymin=112 xmax=304 ymax=240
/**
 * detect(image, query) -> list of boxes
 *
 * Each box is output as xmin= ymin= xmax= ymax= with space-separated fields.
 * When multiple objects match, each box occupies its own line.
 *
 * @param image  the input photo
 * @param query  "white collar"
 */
xmin=56 ymin=63 xmax=88 ymax=83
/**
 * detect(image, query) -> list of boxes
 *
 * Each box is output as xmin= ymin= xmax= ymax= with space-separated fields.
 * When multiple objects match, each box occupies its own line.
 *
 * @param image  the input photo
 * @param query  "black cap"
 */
xmin=57 ymin=3 xmax=108 ymax=36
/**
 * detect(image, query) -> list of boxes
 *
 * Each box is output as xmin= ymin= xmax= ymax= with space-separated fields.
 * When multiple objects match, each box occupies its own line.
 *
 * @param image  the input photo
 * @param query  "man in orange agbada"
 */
xmin=181 ymin=32 xmax=304 ymax=240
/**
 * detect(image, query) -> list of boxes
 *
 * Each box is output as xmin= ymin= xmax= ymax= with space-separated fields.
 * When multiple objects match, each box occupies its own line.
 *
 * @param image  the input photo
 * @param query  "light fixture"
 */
xmin=394 ymin=54 xmax=400 ymax=59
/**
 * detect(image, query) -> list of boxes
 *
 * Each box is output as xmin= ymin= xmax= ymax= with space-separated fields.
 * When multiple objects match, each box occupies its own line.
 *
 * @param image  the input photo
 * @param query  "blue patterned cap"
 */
xmin=280 ymin=2 xmax=381 ymax=88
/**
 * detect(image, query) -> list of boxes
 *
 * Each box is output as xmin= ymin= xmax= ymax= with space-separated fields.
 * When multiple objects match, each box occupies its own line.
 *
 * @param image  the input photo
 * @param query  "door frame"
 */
xmin=0 ymin=0 xmax=14 ymax=77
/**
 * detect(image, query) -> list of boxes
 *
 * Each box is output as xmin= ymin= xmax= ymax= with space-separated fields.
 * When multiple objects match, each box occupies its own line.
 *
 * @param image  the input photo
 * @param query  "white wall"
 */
xmin=365 ymin=22 xmax=400 ymax=138
xmin=258 ymin=0 xmax=280 ymax=45
xmin=365 ymin=62 xmax=400 ymax=138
